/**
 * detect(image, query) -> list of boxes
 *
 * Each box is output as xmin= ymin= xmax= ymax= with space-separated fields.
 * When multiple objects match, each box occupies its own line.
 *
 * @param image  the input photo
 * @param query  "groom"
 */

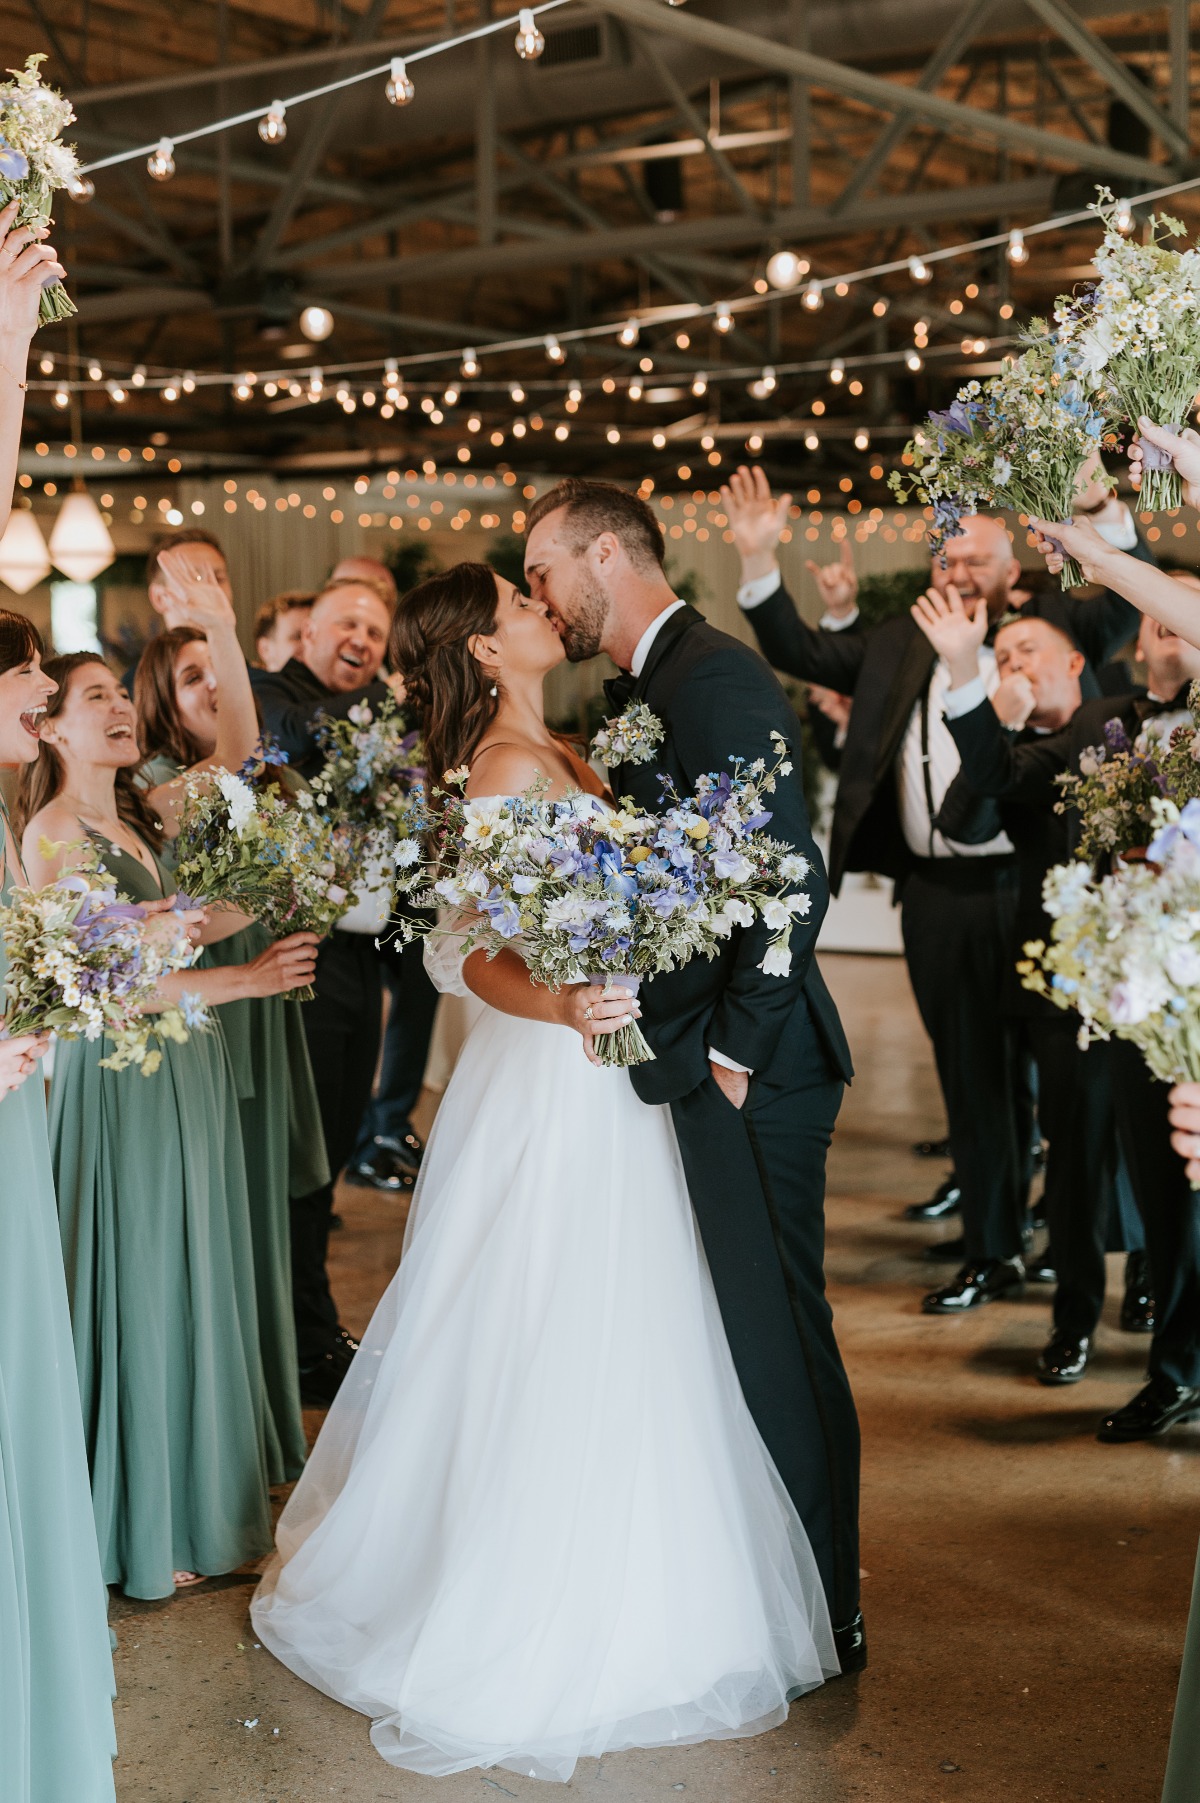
xmin=524 ymin=478 xmax=863 ymax=1672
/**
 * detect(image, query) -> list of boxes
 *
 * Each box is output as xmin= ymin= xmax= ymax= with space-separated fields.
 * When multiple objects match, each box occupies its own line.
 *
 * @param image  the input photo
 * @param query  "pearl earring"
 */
xmin=490 ymin=683 xmax=498 ymax=697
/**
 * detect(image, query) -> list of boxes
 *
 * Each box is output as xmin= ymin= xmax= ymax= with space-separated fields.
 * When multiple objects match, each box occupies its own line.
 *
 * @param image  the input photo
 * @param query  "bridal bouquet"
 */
xmin=0 ymin=843 xmax=205 ymax=1074
xmin=423 ymin=732 xmax=812 ymax=1067
xmin=1050 ymin=194 xmax=1200 ymax=513
xmin=308 ymin=694 xmax=425 ymax=900
xmin=1020 ymin=803 xmax=1200 ymax=1119
xmin=1055 ymin=686 xmax=1200 ymax=859
xmin=0 ymin=55 xmax=81 ymax=325
xmin=173 ymin=766 xmax=350 ymax=997
xmin=892 ymin=330 xmax=1107 ymax=585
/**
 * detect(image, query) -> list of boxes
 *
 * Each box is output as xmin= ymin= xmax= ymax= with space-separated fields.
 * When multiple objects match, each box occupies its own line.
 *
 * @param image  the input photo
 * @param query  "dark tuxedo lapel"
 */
xmin=875 ymin=624 xmax=936 ymax=782
xmin=632 ymin=604 xmax=704 ymax=704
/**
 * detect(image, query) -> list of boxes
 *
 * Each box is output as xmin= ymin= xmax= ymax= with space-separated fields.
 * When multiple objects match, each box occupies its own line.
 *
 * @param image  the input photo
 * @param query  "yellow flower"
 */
xmin=628 ymin=845 xmax=654 ymax=863
xmin=685 ymin=819 xmax=709 ymax=842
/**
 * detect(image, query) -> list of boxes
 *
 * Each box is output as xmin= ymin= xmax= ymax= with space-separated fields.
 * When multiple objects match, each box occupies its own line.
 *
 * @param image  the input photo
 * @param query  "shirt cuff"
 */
xmin=709 ymin=1047 xmax=752 ymax=1075
xmin=737 ymin=570 xmax=782 ymax=610
xmin=819 ymin=605 xmax=859 ymax=632
xmin=942 ymin=674 xmax=988 ymax=719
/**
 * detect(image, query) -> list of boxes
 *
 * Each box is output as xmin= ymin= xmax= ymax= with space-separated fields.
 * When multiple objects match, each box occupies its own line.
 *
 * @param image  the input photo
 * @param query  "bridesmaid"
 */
xmin=134 ymin=593 xmax=329 ymax=1483
xmin=0 ymin=614 xmax=118 ymax=1799
xmin=17 ymin=653 xmax=318 ymax=1600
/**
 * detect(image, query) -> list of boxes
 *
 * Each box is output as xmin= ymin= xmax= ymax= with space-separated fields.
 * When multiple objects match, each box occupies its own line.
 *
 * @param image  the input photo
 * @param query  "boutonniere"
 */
xmin=590 ymin=701 xmax=664 ymax=769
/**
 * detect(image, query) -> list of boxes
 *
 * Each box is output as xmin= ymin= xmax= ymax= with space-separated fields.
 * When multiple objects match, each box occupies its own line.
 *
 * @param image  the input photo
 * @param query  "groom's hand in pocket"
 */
xmin=710 ymin=1060 xmax=749 ymax=1111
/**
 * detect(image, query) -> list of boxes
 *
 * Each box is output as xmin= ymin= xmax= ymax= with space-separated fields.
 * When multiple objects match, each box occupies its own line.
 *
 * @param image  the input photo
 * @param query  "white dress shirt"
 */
xmin=736 ymin=569 xmax=857 ymax=632
xmin=902 ymin=654 xmax=1014 ymax=859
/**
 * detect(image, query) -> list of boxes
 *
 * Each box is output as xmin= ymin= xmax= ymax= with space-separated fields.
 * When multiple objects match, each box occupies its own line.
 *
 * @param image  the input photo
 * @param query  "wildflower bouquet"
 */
xmin=173 ymin=767 xmax=350 ymax=998
xmin=0 ymin=841 xmax=205 ymax=1074
xmin=892 ymin=327 xmax=1106 ymax=586
xmin=1050 ymin=193 xmax=1200 ymax=512
xmin=0 ymin=55 xmax=81 ymax=325
xmin=1020 ymin=803 xmax=1200 ymax=1127
xmin=423 ymin=731 xmax=812 ymax=1068
xmin=308 ymin=694 xmax=425 ymax=901
xmin=1055 ymin=686 xmax=1200 ymax=859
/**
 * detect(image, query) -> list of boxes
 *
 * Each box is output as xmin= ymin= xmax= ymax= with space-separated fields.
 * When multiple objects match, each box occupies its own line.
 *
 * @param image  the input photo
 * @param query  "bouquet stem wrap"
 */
xmin=585 ymin=972 xmax=652 ymax=1068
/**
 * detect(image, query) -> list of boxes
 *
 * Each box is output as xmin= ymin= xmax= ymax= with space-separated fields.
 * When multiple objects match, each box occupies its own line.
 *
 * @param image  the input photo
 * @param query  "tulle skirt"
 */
xmin=252 ymin=1005 xmax=837 ymax=1781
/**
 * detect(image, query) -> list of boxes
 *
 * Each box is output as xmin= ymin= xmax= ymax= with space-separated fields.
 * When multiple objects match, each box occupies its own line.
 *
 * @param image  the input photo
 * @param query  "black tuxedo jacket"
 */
xmin=250 ymin=658 xmax=391 ymax=779
xmin=743 ymin=580 xmax=1140 ymax=892
xmin=609 ymin=605 xmax=853 ymax=1106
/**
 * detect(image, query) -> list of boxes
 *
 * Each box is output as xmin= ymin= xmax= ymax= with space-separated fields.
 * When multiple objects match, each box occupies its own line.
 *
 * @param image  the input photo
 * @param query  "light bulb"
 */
xmin=606 ymin=427 xmax=621 ymax=444
xmin=829 ymin=358 xmax=845 ymax=384
xmin=107 ymin=382 xmax=127 ymax=403
xmin=618 ymin=317 xmax=640 ymax=346
xmin=544 ymin=334 xmax=565 ymax=363
xmin=510 ymin=383 xmax=525 ymax=404
xmin=163 ymin=383 xmax=179 ymax=402
xmin=629 ymin=380 xmax=643 ymax=401
xmin=802 ymin=281 xmax=824 ymax=311
xmin=443 ymin=385 xmax=459 ymax=405
xmin=908 ymin=255 xmax=931 ymax=283
xmin=87 ymin=360 xmax=102 ymax=381
xmin=568 ymin=382 xmax=582 ymax=404
xmin=804 ymin=432 xmax=820 ymax=451
xmin=259 ymin=100 xmax=287 ymax=144
xmin=854 ymin=428 xmax=870 ymax=450
xmin=182 ymin=371 xmax=196 ymax=393
xmin=38 ymin=352 xmax=53 ymax=374
xmin=386 ymin=57 xmax=415 ymax=106
xmin=512 ymin=419 xmax=527 ymax=438
xmin=515 ymin=9 xmax=545 ymax=59
xmin=1007 ymin=227 xmax=1028 ymax=265
xmin=905 ymin=349 xmax=923 ymax=371
xmin=461 ymin=348 xmax=480 ymax=378
xmin=131 ymin=364 xmax=146 ymax=388
xmin=714 ymin=304 xmax=733 ymax=333
xmin=234 ymin=381 xmax=253 ymax=400
xmin=67 ymin=172 xmax=94 ymax=202
xmin=691 ymin=372 xmax=708 ymax=396
xmin=147 ymin=137 xmax=175 ymax=181
xmin=555 ymin=423 xmax=570 ymax=442
xmin=308 ymin=367 xmax=324 ymax=397
xmin=766 ymin=249 xmax=809 ymax=291
xmin=52 ymin=385 xmax=69 ymax=409
xmin=1115 ymin=198 xmax=1135 ymax=235
xmin=300 ymin=304 xmax=334 ymax=342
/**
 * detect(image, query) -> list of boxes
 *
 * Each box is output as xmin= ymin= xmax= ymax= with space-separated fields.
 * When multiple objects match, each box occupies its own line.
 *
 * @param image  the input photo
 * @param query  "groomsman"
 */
xmin=922 ymin=592 xmax=1200 ymax=1441
xmin=721 ymin=468 xmax=1139 ymax=1318
xmin=252 ymin=575 xmax=400 ymax=1405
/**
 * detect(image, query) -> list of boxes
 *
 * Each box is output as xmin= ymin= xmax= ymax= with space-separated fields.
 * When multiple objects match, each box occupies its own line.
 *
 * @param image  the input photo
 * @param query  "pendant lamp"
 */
xmin=49 ymin=487 xmax=116 ymax=583
xmin=0 ymin=506 xmax=51 ymax=593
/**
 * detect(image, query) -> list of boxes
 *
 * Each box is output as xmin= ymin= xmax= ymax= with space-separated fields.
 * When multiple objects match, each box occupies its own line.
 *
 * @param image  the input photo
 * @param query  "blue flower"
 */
xmin=0 ymin=141 xmax=29 ymax=181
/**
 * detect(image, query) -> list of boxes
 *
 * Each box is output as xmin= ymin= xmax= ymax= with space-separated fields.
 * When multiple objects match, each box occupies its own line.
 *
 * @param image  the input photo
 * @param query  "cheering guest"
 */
xmin=331 ymin=552 xmax=398 ymax=605
xmin=121 ymin=528 xmax=234 ymax=695
xmin=135 ymin=560 xmax=328 ymax=1480
xmin=722 ymin=468 xmax=1139 ymax=1318
xmin=254 ymin=590 xmax=314 ymax=672
xmin=18 ymin=653 xmax=316 ymax=1597
xmin=251 ymin=576 xmax=403 ymax=1404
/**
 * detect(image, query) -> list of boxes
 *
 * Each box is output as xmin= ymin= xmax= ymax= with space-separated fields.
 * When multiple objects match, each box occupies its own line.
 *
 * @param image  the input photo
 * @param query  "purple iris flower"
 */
xmin=0 ymin=141 xmax=29 ymax=181
xmin=743 ymin=810 xmax=773 ymax=831
xmin=928 ymin=398 xmax=975 ymax=437
xmin=1103 ymin=718 xmax=1132 ymax=755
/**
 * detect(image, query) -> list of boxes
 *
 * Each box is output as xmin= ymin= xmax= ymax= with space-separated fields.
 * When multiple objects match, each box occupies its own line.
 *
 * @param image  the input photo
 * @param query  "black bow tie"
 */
xmin=1135 ymin=692 xmax=1187 ymax=720
xmin=604 ymin=673 xmax=636 ymax=713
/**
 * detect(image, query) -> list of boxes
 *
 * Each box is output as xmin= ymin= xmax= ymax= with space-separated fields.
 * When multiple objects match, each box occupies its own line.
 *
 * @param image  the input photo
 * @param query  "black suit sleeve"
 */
xmin=250 ymin=669 xmax=390 ymax=763
xmin=943 ymin=698 xmax=1072 ymax=805
xmin=741 ymin=584 xmax=868 ymax=694
xmin=667 ymin=648 xmax=828 ymax=1075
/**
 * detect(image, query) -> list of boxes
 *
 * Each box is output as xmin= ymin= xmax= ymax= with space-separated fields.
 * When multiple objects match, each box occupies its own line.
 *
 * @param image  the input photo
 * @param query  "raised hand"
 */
xmin=909 ymin=583 xmax=988 ymax=684
xmin=0 ymin=1028 xmax=49 ymax=1095
xmin=992 ymin=672 xmax=1036 ymax=730
xmin=805 ymin=537 xmax=858 ymax=620
xmin=0 ymin=199 xmax=64 ymax=345
xmin=1028 ymin=515 xmax=1114 ymax=585
xmin=155 ymin=544 xmax=237 ymax=633
xmin=720 ymin=465 xmax=793 ymax=581
xmin=1129 ymin=418 xmax=1200 ymax=512
xmin=807 ymin=684 xmax=853 ymax=734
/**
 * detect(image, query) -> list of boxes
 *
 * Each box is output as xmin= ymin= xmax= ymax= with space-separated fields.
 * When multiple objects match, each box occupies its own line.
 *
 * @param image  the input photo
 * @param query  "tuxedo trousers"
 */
xmin=901 ymin=859 xmax=1027 ymax=1265
xmin=1111 ymin=1044 xmax=1200 ymax=1390
xmin=352 ymin=932 xmax=439 ymax=1161
xmin=290 ymin=932 xmax=382 ymax=1363
xmin=668 ymin=991 xmax=859 ymax=1631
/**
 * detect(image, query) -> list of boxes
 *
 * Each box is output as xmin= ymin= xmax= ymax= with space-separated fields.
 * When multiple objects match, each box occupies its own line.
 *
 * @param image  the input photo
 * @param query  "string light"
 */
xmin=510 ymin=382 xmax=525 ymax=404
xmin=766 ymin=249 xmax=809 ymax=291
xmin=300 ymin=304 xmax=335 ymax=342
xmin=163 ymin=382 xmax=179 ymax=402
xmin=443 ymin=384 xmax=460 ymax=405
xmin=854 ymin=427 xmax=870 ymax=450
xmin=829 ymin=358 xmax=845 ymax=384
xmin=107 ymin=382 xmax=127 ymax=402
xmin=804 ymin=431 xmax=820 ymax=450
xmin=182 ymin=371 xmax=196 ymax=393
xmin=461 ymin=348 xmax=480 ymax=377
xmin=714 ymin=304 xmax=733 ymax=333
xmin=750 ymin=365 xmax=777 ymax=398
xmin=147 ymin=137 xmax=175 ymax=181
xmin=514 ymin=9 xmax=546 ymax=58
xmin=1006 ymin=226 xmax=1028 ymax=265
xmin=131 ymin=364 xmax=146 ymax=388
xmin=1115 ymin=198 xmax=1135 ymax=235
xmin=908 ymin=255 xmax=932 ymax=283
xmin=386 ymin=57 xmax=416 ymax=106
xmin=38 ymin=352 xmax=53 ymax=375
xmin=801 ymin=280 xmax=824 ymax=311
xmin=904 ymin=348 xmax=923 ymax=371
xmin=544 ymin=334 xmax=565 ymax=363
xmin=691 ymin=372 xmax=708 ymax=396
xmin=628 ymin=379 xmax=643 ymax=400
xmin=66 ymin=172 xmax=94 ymax=201
xmin=52 ymin=385 xmax=69 ymax=408
xmin=618 ymin=318 xmax=640 ymax=347
xmin=259 ymin=100 xmax=287 ymax=144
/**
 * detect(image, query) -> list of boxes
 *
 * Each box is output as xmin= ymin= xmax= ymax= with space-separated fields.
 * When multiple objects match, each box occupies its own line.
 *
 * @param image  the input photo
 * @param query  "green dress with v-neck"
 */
xmin=0 ymin=820 xmax=117 ymax=1800
xmin=144 ymin=754 xmax=328 ymax=1483
xmin=1163 ymin=1543 xmax=1200 ymax=1800
xmin=48 ymin=830 xmax=273 ymax=1599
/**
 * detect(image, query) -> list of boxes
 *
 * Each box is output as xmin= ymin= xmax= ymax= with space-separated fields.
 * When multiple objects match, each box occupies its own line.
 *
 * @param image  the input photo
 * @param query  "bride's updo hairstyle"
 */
xmin=390 ymin=561 xmax=502 ymax=792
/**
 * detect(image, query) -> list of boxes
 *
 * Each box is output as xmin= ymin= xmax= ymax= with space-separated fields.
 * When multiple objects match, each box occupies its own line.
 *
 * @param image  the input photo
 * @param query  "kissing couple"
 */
xmin=251 ymin=477 xmax=863 ymax=1782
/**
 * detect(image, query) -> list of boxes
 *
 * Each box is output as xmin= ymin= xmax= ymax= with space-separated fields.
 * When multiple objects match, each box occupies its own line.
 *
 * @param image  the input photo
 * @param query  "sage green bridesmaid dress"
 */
xmin=1162 ymin=1543 xmax=1200 ymax=1801
xmin=144 ymin=754 xmax=329 ymax=1483
xmin=49 ymin=831 xmax=274 ymax=1599
xmin=0 ymin=823 xmax=117 ymax=1800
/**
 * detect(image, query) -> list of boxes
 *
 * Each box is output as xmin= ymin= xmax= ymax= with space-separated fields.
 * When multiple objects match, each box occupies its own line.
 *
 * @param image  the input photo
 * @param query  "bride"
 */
xmin=250 ymin=562 xmax=838 ymax=1782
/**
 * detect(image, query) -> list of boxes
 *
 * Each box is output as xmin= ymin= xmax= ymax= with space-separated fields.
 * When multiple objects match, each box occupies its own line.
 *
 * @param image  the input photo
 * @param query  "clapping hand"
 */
xmin=721 ymin=465 xmax=793 ymax=581
xmin=155 ymin=544 xmax=236 ymax=634
xmin=805 ymin=538 xmax=858 ymax=621
xmin=1129 ymin=418 xmax=1200 ymax=512
xmin=0 ymin=199 xmax=64 ymax=345
xmin=0 ymin=1028 xmax=49 ymax=1095
xmin=909 ymin=583 xmax=988 ymax=685
xmin=1027 ymin=515 xmax=1114 ymax=585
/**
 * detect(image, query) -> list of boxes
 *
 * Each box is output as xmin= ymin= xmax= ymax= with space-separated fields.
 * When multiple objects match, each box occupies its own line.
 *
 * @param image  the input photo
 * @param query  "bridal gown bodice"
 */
xmin=252 ymin=869 xmax=837 ymax=1782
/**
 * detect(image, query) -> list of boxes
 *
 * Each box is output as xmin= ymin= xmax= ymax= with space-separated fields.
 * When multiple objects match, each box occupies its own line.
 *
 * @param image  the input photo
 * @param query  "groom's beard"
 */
xmin=556 ymin=575 xmax=610 ymax=663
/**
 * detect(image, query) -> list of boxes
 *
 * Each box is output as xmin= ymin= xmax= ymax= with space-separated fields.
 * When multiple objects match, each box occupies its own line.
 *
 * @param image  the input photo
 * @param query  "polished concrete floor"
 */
xmin=109 ymin=954 xmax=1199 ymax=1802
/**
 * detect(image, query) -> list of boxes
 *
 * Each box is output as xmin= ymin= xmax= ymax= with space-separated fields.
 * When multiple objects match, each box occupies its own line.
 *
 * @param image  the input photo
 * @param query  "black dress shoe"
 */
xmin=1120 ymin=1250 xmax=1156 ymax=1334
xmin=904 ymin=1173 xmax=962 ymax=1222
xmin=1097 ymin=1375 xmax=1200 ymax=1443
xmin=912 ymin=1135 xmax=951 ymax=1159
xmin=1037 ymin=1334 xmax=1090 ymax=1385
xmin=923 ymin=1234 xmax=965 ymax=1262
xmin=832 ymin=1611 xmax=867 ymax=1675
xmin=329 ymin=1327 xmax=360 ymax=1372
xmin=379 ymin=1127 xmax=424 ymax=1174
xmin=298 ymin=1353 xmax=345 ymax=1409
xmin=1026 ymin=1251 xmax=1057 ymax=1286
xmin=922 ymin=1257 xmax=1025 ymax=1314
xmin=346 ymin=1142 xmax=417 ymax=1193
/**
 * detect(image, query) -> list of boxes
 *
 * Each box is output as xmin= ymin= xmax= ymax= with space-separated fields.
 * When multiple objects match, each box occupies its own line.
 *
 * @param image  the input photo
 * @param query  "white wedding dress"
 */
xmin=251 ymin=919 xmax=837 ymax=1783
